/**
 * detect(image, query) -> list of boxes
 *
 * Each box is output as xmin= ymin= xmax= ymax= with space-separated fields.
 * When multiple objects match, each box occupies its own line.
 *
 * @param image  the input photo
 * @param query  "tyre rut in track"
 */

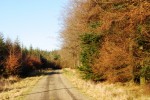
xmin=43 ymin=76 xmax=50 ymax=100
xmin=58 ymin=73 xmax=77 ymax=100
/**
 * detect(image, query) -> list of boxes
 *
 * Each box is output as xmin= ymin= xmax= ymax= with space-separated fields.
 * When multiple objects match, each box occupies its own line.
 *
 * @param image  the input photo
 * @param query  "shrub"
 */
xmin=140 ymin=59 xmax=150 ymax=81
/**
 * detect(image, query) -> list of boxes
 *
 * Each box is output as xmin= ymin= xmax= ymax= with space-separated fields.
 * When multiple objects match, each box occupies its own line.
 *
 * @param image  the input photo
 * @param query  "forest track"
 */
xmin=25 ymin=69 xmax=90 ymax=100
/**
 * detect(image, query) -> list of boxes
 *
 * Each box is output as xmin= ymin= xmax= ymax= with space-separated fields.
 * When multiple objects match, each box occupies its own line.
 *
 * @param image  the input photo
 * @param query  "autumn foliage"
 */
xmin=60 ymin=0 xmax=150 ymax=83
xmin=0 ymin=34 xmax=58 ymax=77
xmin=5 ymin=53 xmax=21 ymax=75
xmin=93 ymin=34 xmax=133 ymax=82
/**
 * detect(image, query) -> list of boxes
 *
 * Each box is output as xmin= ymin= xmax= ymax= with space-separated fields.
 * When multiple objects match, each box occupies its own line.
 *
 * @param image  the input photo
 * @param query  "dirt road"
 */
xmin=25 ymin=69 xmax=90 ymax=100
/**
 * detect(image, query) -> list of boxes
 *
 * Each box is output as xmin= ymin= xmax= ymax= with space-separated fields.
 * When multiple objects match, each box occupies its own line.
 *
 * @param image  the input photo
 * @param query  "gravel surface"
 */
xmin=25 ymin=69 xmax=90 ymax=100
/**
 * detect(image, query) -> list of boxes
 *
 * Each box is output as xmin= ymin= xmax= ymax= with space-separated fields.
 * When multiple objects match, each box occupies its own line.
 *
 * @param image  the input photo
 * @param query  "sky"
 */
xmin=0 ymin=0 xmax=68 ymax=51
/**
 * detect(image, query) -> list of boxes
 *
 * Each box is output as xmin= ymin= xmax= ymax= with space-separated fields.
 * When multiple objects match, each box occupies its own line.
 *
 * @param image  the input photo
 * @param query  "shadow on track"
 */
xmin=15 ymin=87 xmax=76 ymax=98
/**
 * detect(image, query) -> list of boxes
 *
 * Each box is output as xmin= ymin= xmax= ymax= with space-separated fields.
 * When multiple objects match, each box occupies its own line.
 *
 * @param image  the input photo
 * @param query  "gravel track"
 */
xmin=25 ymin=69 xmax=90 ymax=100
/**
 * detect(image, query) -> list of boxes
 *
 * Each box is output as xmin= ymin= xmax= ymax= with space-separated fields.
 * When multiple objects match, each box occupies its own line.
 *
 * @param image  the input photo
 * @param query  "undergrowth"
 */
xmin=63 ymin=68 xmax=150 ymax=100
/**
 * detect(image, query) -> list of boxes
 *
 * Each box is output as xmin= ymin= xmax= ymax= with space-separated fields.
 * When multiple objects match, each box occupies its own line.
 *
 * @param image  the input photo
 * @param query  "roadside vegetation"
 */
xmin=0 ymin=74 xmax=43 ymax=100
xmin=0 ymin=34 xmax=61 ymax=77
xmin=64 ymin=68 xmax=150 ymax=100
xmin=0 ymin=34 xmax=61 ymax=99
xmin=59 ymin=0 xmax=150 ymax=99
xmin=0 ymin=69 xmax=54 ymax=100
xmin=60 ymin=0 xmax=150 ymax=85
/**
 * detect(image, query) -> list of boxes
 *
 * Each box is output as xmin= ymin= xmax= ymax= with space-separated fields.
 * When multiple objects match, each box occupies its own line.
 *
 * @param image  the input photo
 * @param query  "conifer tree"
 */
xmin=0 ymin=34 xmax=6 ymax=74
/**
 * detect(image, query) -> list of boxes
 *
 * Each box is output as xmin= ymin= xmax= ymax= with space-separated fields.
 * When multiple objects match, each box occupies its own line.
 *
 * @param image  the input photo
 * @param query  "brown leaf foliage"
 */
xmin=23 ymin=55 xmax=41 ymax=69
xmin=5 ymin=53 xmax=21 ymax=75
xmin=61 ymin=0 xmax=150 ymax=83
xmin=93 ymin=34 xmax=133 ymax=82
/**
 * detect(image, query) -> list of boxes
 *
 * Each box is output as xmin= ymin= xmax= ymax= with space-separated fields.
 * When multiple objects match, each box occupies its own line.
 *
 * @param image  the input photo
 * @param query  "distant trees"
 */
xmin=60 ymin=0 xmax=150 ymax=84
xmin=5 ymin=38 xmax=21 ymax=75
xmin=0 ymin=34 xmax=60 ymax=77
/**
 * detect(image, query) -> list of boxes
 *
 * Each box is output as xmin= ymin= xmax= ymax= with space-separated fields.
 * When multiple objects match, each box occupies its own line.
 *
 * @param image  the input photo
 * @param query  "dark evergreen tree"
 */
xmin=0 ymin=34 xmax=6 ymax=75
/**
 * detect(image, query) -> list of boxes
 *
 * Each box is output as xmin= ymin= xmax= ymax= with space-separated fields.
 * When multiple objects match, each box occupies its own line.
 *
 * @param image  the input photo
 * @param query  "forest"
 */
xmin=0 ymin=0 xmax=150 ymax=99
xmin=0 ymin=0 xmax=150 ymax=95
xmin=0 ymin=34 xmax=60 ymax=78
xmin=60 ymin=0 xmax=150 ymax=85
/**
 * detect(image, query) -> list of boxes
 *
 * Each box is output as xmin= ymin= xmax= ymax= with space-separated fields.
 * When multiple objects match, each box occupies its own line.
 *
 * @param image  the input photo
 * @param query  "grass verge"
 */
xmin=63 ymin=68 xmax=150 ymax=100
xmin=0 ymin=69 xmax=51 ymax=100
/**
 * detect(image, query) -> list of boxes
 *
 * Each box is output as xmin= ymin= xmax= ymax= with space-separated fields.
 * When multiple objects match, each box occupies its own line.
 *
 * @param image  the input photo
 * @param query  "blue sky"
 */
xmin=0 ymin=0 xmax=68 ymax=51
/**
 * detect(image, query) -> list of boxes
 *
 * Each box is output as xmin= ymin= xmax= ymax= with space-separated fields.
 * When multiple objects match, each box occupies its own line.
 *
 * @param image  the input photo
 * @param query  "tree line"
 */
xmin=0 ymin=34 xmax=60 ymax=78
xmin=60 ymin=0 xmax=150 ymax=84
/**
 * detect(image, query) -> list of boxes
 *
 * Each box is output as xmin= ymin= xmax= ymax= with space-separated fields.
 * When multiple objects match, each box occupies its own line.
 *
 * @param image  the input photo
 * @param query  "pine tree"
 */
xmin=0 ymin=34 xmax=6 ymax=74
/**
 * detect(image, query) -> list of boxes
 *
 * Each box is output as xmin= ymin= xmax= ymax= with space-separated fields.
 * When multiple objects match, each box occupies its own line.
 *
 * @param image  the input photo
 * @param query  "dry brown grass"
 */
xmin=0 ymin=75 xmax=43 ymax=100
xmin=144 ymin=83 xmax=150 ymax=96
xmin=63 ymin=68 xmax=150 ymax=100
xmin=0 ymin=76 xmax=19 ymax=92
